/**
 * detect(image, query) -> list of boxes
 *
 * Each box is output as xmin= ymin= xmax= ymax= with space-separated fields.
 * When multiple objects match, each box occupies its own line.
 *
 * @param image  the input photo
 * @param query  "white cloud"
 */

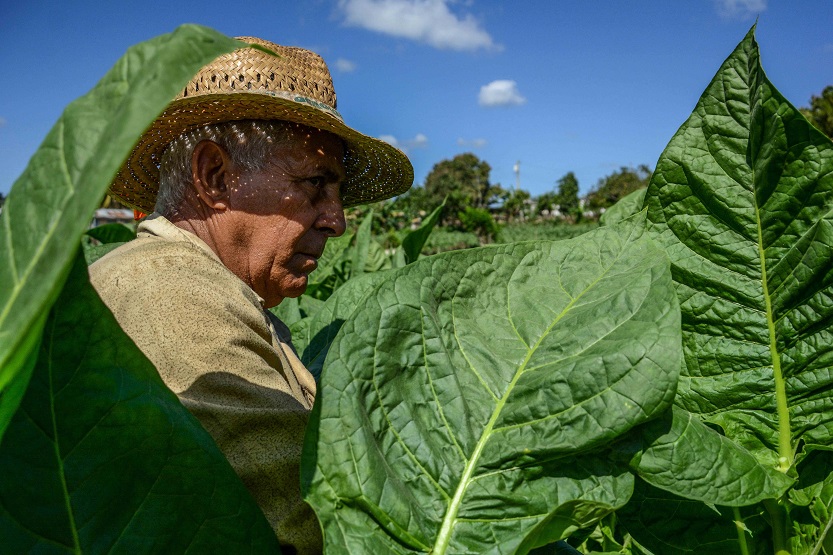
xmin=714 ymin=0 xmax=766 ymax=20
xmin=338 ymin=0 xmax=497 ymax=51
xmin=457 ymin=137 xmax=487 ymax=148
xmin=379 ymin=132 xmax=429 ymax=153
xmin=335 ymin=58 xmax=357 ymax=72
xmin=478 ymin=80 xmax=526 ymax=107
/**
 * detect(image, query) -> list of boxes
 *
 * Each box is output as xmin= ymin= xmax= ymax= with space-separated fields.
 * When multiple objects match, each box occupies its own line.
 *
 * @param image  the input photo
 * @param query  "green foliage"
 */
xmin=637 ymin=26 xmax=833 ymax=553
xmin=82 ymin=222 xmax=138 ymax=265
xmin=424 ymin=228 xmax=481 ymax=253
xmin=800 ymin=85 xmax=833 ymax=138
xmin=535 ymin=190 xmax=559 ymax=217
xmin=502 ymin=188 xmax=532 ymax=222
xmin=555 ymin=172 xmax=581 ymax=220
xmin=300 ymin=204 xmax=444 ymax=302
xmin=291 ymin=271 xmax=389 ymax=381
xmin=585 ymin=166 xmax=652 ymax=214
xmin=399 ymin=199 xmax=446 ymax=265
xmin=85 ymin=222 xmax=136 ymax=244
xmin=382 ymin=185 xmax=433 ymax=224
xmin=0 ymin=253 xmax=280 ymax=552
xmin=300 ymin=26 xmax=833 ymax=554
xmin=0 ymin=25 xmax=242 ymax=443
xmin=423 ymin=153 xmax=498 ymax=223
xmin=302 ymin=220 xmax=681 ymax=553
xmin=458 ymin=206 xmax=500 ymax=243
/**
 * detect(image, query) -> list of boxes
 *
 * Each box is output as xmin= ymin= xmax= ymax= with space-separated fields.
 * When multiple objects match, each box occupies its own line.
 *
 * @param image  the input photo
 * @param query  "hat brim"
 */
xmin=110 ymin=91 xmax=414 ymax=213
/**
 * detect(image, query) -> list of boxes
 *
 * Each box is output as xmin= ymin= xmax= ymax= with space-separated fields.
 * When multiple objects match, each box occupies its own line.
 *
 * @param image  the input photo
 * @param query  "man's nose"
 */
xmin=316 ymin=194 xmax=346 ymax=237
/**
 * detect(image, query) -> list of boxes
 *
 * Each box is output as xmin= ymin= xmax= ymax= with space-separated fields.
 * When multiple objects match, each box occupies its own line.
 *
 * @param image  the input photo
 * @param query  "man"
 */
xmin=90 ymin=37 xmax=412 ymax=554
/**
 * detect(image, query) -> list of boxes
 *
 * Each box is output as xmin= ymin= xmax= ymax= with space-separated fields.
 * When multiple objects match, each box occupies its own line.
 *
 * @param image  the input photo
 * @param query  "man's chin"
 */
xmin=280 ymin=276 xmax=309 ymax=299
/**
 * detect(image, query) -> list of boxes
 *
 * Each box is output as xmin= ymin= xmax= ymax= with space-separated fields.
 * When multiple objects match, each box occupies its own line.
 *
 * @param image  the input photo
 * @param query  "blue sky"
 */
xmin=1 ymin=1 xmax=831 ymax=198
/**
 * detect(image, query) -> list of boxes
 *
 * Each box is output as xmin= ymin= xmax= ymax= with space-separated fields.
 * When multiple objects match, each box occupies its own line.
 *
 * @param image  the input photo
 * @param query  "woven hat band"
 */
xmin=252 ymin=90 xmax=344 ymax=122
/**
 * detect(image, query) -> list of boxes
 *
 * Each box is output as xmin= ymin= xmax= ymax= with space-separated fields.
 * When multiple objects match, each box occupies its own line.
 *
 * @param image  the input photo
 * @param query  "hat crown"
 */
xmin=177 ymin=37 xmax=337 ymax=110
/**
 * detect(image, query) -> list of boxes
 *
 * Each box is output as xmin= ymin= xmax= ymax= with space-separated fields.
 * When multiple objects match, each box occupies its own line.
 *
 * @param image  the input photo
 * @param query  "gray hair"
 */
xmin=156 ymin=120 xmax=295 ymax=216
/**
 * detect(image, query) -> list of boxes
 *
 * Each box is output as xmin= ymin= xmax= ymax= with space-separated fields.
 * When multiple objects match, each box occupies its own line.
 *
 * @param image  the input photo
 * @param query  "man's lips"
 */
xmin=296 ymin=251 xmax=322 ymax=271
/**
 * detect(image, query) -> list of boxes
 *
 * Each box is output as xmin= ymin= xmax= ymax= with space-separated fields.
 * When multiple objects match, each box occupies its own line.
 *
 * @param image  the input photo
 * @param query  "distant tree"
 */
xmin=458 ymin=206 xmax=499 ymax=244
xmin=0 ymin=191 xmax=5 ymax=210
xmin=424 ymin=153 xmax=497 ymax=224
xmin=535 ymin=191 xmax=559 ymax=218
xmin=534 ymin=172 xmax=580 ymax=221
xmin=584 ymin=165 xmax=652 ymax=214
xmin=503 ymin=188 xmax=531 ymax=222
xmin=555 ymin=172 xmax=580 ymax=221
xmin=801 ymin=86 xmax=833 ymax=138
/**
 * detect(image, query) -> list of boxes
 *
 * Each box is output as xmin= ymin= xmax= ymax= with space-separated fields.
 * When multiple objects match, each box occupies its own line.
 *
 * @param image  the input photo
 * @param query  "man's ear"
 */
xmin=191 ymin=140 xmax=232 ymax=211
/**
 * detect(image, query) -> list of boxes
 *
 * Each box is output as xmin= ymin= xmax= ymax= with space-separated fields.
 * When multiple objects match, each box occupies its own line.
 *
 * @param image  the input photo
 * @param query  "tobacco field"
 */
xmin=0 ymin=23 xmax=832 ymax=555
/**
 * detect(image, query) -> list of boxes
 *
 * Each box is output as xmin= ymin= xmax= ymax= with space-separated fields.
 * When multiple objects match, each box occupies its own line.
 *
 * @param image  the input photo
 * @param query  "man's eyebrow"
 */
xmin=315 ymin=167 xmax=346 ymax=183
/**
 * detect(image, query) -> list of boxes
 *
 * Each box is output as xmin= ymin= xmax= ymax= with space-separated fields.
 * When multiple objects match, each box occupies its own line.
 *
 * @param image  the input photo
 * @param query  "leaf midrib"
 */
xmin=46 ymin=310 xmax=81 ymax=554
xmin=432 ymin=248 xmax=622 ymax=553
xmin=754 ymin=193 xmax=793 ymax=471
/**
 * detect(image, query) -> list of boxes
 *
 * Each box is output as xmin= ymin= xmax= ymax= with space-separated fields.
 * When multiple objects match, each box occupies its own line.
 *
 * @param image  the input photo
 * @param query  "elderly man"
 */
xmin=90 ymin=38 xmax=412 ymax=554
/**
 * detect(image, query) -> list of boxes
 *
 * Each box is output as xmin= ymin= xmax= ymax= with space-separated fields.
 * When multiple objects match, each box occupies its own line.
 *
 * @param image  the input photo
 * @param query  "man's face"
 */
xmin=220 ymin=126 xmax=346 ymax=308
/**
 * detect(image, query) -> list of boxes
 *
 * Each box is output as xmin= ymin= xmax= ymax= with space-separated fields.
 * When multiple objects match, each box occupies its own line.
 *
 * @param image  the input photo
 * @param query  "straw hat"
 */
xmin=109 ymin=37 xmax=414 ymax=213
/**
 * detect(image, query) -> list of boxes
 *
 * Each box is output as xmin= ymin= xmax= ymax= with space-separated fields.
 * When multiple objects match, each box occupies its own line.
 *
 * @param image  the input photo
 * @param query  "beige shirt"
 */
xmin=89 ymin=214 xmax=322 ymax=554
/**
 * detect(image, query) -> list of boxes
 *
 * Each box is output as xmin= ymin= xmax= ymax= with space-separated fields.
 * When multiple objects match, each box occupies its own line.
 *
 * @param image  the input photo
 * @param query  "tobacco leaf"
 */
xmin=644 ymin=26 xmax=833 ymax=472
xmin=0 ymin=25 xmax=242 ymax=441
xmin=302 ymin=220 xmax=681 ymax=553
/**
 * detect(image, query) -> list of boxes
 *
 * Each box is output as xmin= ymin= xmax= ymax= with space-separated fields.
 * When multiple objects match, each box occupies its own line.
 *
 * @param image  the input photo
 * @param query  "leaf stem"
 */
xmin=764 ymin=499 xmax=791 ymax=555
xmin=733 ymin=506 xmax=750 ymax=555
xmin=809 ymin=510 xmax=833 ymax=555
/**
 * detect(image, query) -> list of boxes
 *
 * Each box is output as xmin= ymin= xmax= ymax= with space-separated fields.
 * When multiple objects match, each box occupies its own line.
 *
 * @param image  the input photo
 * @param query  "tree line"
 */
xmin=350 ymin=85 xmax=833 ymax=244
xmin=350 ymin=153 xmax=653 ymax=243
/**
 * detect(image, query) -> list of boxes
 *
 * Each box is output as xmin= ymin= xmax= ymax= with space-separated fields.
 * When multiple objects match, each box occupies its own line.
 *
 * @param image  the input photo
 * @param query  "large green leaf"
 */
xmin=0 ymin=252 xmax=280 ymax=553
xmin=302 ymin=221 xmax=681 ymax=553
xmin=0 ymin=26 xmax=242 ymax=441
xmin=644 ymin=27 xmax=833 ymax=474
